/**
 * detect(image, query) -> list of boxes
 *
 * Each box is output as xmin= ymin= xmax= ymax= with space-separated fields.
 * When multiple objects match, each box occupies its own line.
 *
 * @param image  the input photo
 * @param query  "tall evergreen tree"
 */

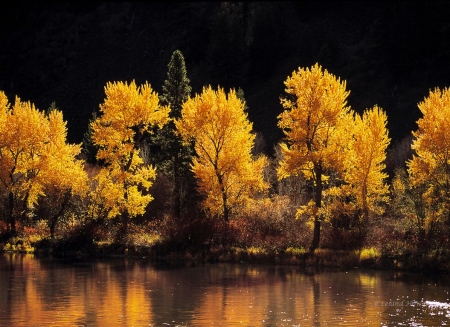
xmin=156 ymin=50 xmax=193 ymax=219
xmin=160 ymin=50 xmax=192 ymax=118
xmin=81 ymin=111 xmax=99 ymax=164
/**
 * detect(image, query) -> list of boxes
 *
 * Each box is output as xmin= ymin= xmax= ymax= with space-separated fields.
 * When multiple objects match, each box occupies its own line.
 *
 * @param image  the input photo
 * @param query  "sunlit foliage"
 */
xmin=38 ymin=108 xmax=88 ymax=238
xmin=0 ymin=91 xmax=87 ymax=235
xmin=408 ymin=87 xmax=450 ymax=224
xmin=176 ymin=86 xmax=268 ymax=221
xmin=343 ymin=106 xmax=390 ymax=221
xmin=90 ymin=81 xmax=170 ymax=228
xmin=277 ymin=63 xmax=351 ymax=250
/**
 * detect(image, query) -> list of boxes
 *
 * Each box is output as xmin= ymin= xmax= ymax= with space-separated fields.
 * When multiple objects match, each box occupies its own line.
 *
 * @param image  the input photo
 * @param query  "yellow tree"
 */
xmin=0 ymin=92 xmax=87 ymax=235
xmin=277 ymin=63 xmax=351 ymax=251
xmin=90 ymin=80 xmax=169 ymax=238
xmin=408 ymin=87 xmax=450 ymax=224
xmin=175 ymin=86 xmax=268 ymax=222
xmin=37 ymin=108 xmax=88 ymax=238
xmin=343 ymin=106 xmax=390 ymax=223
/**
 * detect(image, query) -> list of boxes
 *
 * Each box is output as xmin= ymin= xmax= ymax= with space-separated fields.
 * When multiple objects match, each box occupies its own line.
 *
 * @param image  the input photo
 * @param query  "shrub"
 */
xmin=360 ymin=247 xmax=380 ymax=262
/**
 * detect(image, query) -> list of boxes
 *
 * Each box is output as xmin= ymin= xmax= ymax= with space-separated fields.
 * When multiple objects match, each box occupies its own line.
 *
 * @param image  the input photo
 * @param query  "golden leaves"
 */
xmin=343 ymin=106 xmax=391 ymax=218
xmin=93 ymin=80 xmax=170 ymax=164
xmin=278 ymin=64 xmax=391 ymax=222
xmin=176 ymin=86 xmax=268 ymax=218
xmin=90 ymin=81 xmax=169 ymax=219
xmin=277 ymin=63 xmax=351 ymax=179
xmin=409 ymin=87 xmax=450 ymax=184
xmin=0 ymin=91 xmax=87 ymax=208
xmin=408 ymin=87 xmax=450 ymax=217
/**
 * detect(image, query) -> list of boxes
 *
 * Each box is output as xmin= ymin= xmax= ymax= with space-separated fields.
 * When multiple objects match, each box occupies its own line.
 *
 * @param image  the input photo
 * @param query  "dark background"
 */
xmin=1 ymin=1 xmax=450 ymax=153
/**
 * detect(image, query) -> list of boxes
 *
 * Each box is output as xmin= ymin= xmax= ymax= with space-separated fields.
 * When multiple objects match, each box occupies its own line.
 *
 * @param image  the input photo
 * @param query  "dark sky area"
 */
xmin=1 ymin=1 xmax=450 ymax=154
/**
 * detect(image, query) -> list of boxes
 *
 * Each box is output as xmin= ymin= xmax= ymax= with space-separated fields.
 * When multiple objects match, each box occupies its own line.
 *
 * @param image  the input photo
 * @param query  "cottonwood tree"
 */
xmin=0 ymin=92 xmax=87 ymax=235
xmin=277 ymin=63 xmax=351 ymax=251
xmin=176 ymin=86 xmax=268 ymax=222
xmin=91 ymin=80 xmax=169 ymax=239
xmin=343 ymin=106 xmax=390 ymax=223
xmin=408 ymin=87 xmax=450 ymax=226
xmin=37 ymin=107 xmax=88 ymax=238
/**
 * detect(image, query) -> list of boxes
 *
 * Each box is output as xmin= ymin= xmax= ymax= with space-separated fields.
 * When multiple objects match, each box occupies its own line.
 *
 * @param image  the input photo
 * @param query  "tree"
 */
xmin=81 ymin=111 xmax=99 ymax=164
xmin=37 ymin=107 xmax=88 ymax=238
xmin=90 ymin=80 xmax=169 ymax=239
xmin=277 ymin=63 xmax=351 ymax=251
xmin=0 ymin=92 xmax=87 ymax=235
xmin=160 ymin=50 xmax=192 ymax=117
xmin=176 ymin=86 xmax=268 ymax=221
xmin=343 ymin=106 xmax=390 ymax=223
xmin=408 ymin=87 xmax=450 ymax=225
xmin=390 ymin=168 xmax=431 ymax=248
xmin=156 ymin=50 xmax=193 ymax=219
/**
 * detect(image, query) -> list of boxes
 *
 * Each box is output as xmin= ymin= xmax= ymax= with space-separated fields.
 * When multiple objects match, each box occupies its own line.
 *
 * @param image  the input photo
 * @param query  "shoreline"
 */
xmin=3 ymin=241 xmax=448 ymax=275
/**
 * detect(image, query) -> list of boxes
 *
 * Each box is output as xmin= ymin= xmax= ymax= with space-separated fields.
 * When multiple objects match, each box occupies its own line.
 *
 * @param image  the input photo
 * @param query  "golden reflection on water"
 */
xmin=1 ymin=254 xmax=450 ymax=326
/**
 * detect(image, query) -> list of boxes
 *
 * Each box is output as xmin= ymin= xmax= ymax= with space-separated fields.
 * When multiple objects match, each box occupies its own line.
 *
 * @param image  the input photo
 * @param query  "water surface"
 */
xmin=1 ymin=253 xmax=450 ymax=326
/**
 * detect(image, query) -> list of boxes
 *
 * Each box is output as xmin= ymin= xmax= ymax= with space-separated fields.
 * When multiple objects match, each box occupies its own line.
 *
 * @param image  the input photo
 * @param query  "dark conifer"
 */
xmin=81 ymin=112 xmax=99 ymax=164
xmin=154 ymin=50 xmax=193 ymax=219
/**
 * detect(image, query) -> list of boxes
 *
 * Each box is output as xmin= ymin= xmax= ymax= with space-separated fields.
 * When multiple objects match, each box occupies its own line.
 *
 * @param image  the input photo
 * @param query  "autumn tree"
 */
xmin=0 ymin=92 xmax=87 ymax=236
xmin=176 ymin=86 xmax=268 ymax=222
xmin=408 ymin=87 xmax=450 ymax=228
xmin=154 ymin=49 xmax=193 ymax=219
xmin=277 ymin=63 xmax=351 ymax=251
xmin=343 ymin=106 xmax=390 ymax=223
xmin=390 ymin=168 xmax=432 ymax=247
xmin=37 ymin=106 xmax=88 ymax=238
xmin=90 ymin=80 xmax=169 ymax=239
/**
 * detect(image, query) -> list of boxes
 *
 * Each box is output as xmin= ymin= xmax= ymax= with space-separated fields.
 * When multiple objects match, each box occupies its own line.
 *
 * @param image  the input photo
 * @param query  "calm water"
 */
xmin=1 ymin=254 xmax=450 ymax=326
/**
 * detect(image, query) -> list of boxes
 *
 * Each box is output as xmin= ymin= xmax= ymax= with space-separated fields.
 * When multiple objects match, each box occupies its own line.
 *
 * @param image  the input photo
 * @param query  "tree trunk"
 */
xmin=121 ymin=212 xmax=129 ymax=244
xmin=49 ymin=190 xmax=71 ymax=239
xmin=174 ymin=151 xmax=181 ymax=220
xmin=362 ymin=183 xmax=369 ymax=224
xmin=216 ymin=170 xmax=229 ymax=222
xmin=50 ymin=218 xmax=57 ymax=240
xmin=310 ymin=163 xmax=323 ymax=251
xmin=8 ymin=191 xmax=16 ymax=236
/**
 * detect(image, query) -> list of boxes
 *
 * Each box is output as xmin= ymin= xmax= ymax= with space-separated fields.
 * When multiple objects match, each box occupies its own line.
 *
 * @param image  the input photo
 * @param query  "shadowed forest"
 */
xmin=2 ymin=2 xmax=450 ymax=272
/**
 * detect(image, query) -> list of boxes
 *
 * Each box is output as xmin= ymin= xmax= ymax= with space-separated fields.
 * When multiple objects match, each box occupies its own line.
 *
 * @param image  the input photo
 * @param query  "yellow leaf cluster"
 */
xmin=0 ymin=91 xmax=87 ymax=208
xmin=92 ymin=80 xmax=170 ymax=164
xmin=409 ymin=87 xmax=450 ymax=185
xmin=176 ymin=86 xmax=268 ymax=218
xmin=90 ymin=81 xmax=168 ymax=219
xmin=277 ymin=64 xmax=391 ymax=224
xmin=344 ymin=106 xmax=390 ymax=217
xmin=408 ymin=87 xmax=450 ymax=217
xmin=277 ymin=63 xmax=351 ymax=179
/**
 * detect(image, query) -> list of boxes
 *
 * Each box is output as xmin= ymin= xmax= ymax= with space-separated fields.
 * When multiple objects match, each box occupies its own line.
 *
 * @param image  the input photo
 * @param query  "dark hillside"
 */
xmin=1 ymin=2 xmax=450 ymax=151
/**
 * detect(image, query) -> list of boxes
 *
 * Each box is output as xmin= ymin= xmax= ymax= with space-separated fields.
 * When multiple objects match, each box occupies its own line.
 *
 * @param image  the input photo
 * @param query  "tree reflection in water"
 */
xmin=1 ymin=254 xmax=450 ymax=326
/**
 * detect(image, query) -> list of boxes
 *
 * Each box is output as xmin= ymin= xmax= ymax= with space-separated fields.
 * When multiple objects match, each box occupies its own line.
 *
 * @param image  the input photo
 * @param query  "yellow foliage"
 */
xmin=343 ymin=106 xmax=390 ymax=219
xmin=277 ymin=64 xmax=390 ymax=230
xmin=277 ymin=63 xmax=351 ymax=179
xmin=90 ymin=81 xmax=169 ymax=219
xmin=359 ymin=247 xmax=380 ymax=261
xmin=176 ymin=86 xmax=268 ymax=219
xmin=409 ymin=87 xmax=450 ymax=183
xmin=408 ymin=87 xmax=450 ymax=220
xmin=277 ymin=63 xmax=352 ymax=242
xmin=0 ymin=91 xmax=87 ymax=213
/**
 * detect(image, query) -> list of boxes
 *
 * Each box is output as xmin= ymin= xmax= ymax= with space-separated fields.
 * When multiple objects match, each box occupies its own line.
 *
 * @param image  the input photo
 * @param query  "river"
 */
xmin=1 ymin=253 xmax=450 ymax=326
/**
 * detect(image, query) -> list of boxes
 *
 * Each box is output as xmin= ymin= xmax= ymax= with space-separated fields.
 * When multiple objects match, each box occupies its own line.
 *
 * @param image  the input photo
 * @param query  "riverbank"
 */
xmin=2 ymin=215 xmax=450 ymax=274
xmin=2 ymin=235 xmax=449 ymax=274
